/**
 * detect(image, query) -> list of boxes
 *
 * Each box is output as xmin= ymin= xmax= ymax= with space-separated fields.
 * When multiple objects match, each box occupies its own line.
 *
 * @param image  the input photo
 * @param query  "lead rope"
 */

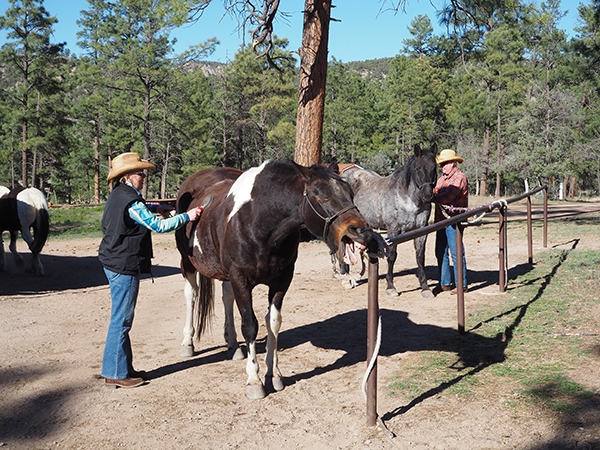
xmin=437 ymin=198 xmax=508 ymax=225
xmin=362 ymin=314 xmax=382 ymax=400
xmin=362 ymin=313 xmax=394 ymax=438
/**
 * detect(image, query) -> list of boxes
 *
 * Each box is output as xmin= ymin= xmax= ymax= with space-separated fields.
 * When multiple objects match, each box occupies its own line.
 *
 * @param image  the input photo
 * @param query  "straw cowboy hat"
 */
xmin=107 ymin=152 xmax=156 ymax=182
xmin=435 ymin=149 xmax=464 ymax=165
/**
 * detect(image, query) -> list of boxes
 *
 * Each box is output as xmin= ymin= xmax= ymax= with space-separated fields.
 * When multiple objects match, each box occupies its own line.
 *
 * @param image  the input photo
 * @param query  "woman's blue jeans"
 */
xmin=101 ymin=268 xmax=140 ymax=380
xmin=435 ymin=224 xmax=468 ymax=288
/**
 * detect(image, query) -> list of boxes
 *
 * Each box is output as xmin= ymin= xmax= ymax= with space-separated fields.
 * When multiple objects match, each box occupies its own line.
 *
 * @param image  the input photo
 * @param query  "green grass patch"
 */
xmin=520 ymin=373 xmax=595 ymax=412
xmin=48 ymin=204 xmax=105 ymax=239
xmin=387 ymin=246 xmax=600 ymax=416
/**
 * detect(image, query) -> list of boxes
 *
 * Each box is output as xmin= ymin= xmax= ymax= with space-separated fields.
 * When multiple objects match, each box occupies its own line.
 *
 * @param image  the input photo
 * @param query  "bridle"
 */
xmin=302 ymin=186 xmax=357 ymax=241
xmin=416 ymin=180 xmax=435 ymax=191
xmin=414 ymin=161 xmax=436 ymax=199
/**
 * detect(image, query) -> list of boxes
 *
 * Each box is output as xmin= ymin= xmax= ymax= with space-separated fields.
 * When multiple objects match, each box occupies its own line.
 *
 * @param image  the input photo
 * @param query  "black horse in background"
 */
xmin=338 ymin=144 xmax=438 ymax=297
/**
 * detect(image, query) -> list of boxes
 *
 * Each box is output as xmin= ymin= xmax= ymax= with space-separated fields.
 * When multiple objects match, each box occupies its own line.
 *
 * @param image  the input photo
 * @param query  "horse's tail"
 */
xmin=22 ymin=188 xmax=49 ymax=255
xmin=31 ymin=208 xmax=49 ymax=255
xmin=193 ymin=273 xmax=215 ymax=343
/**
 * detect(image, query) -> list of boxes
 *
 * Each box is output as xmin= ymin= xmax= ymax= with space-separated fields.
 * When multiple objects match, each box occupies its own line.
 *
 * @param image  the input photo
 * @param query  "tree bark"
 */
xmin=481 ymin=122 xmax=490 ymax=196
xmin=22 ymin=118 xmax=28 ymax=188
xmin=294 ymin=0 xmax=331 ymax=167
xmin=94 ymin=117 xmax=100 ymax=204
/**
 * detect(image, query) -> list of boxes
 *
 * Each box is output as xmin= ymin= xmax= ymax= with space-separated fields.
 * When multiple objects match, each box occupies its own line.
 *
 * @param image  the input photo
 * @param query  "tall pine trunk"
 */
xmin=294 ymin=0 xmax=331 ymax=167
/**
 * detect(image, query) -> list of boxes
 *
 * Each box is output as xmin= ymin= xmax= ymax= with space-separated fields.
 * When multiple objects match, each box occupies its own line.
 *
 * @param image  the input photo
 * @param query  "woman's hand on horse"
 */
xmin=187 ymin=206 xmax=204 ymax=221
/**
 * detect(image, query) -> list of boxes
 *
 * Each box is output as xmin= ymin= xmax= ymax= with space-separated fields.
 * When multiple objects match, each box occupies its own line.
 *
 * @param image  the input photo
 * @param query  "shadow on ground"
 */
xmin=0 ymin=253 xmax=180 ymax=296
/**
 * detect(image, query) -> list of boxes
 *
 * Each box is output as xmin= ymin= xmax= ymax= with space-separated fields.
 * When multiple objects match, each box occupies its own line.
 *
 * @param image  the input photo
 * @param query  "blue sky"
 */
xmin=0 ymin=0 xmax=585 ymax=63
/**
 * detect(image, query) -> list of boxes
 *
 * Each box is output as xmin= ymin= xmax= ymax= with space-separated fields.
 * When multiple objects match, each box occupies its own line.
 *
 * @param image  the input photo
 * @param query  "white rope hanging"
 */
xmin=362 ymin=315 xmax=382 ymax=400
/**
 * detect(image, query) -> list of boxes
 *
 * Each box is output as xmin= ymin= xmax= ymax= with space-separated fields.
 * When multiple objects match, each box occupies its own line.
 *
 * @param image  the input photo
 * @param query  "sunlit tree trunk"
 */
xmin=294 ymin=0 xmax=331 ymax=167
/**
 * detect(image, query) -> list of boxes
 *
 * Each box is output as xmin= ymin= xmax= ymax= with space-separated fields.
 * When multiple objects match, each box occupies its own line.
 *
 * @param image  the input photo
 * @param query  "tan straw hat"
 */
xmin=436 ymin=149 xmax=463 ymax=165
xmin=107 ymin=152 xmax=155 ymax=182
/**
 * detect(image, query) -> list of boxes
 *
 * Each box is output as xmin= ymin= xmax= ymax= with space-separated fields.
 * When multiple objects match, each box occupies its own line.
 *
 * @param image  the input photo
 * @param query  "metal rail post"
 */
xmin=498 ymin=206 xmax=507 ymax=293
xmin=455 ymin=224 xmax=465 ymax=334
xmin=366 ymin=255 xmax=379 ymax=427
xmin=543 ymin=186 xmax=548 ymax=248
xmin=527 ymin=196 xmax=533 ymax=264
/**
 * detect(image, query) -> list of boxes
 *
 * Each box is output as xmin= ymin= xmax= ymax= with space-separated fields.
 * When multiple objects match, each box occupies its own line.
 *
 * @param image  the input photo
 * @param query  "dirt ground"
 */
xmin=1 ymin=200 xmax=600 ymax=450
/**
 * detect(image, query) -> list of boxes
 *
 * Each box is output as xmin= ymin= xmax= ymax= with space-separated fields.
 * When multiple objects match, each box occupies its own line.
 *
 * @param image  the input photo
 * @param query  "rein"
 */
xmin=302 ymin=186 xmax=357 ymax=241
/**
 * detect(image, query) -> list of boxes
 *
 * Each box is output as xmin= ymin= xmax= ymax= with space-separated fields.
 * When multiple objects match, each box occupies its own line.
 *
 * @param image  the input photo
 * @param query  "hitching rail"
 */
xmin=365 ymin=185 xmax=548 ymax=428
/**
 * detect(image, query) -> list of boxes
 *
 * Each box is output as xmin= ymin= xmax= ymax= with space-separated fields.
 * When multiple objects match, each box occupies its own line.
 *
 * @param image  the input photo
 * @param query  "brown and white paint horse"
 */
xmin=0 ymin=186 xmax=50 ymax=275
xmin=175 ymin=160 xmax=385 ymax=399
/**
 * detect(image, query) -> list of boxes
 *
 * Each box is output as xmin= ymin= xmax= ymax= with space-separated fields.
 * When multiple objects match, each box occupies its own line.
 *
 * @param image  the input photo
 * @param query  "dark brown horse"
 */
xmin=175 ymin=160 xmax=384 ymax=399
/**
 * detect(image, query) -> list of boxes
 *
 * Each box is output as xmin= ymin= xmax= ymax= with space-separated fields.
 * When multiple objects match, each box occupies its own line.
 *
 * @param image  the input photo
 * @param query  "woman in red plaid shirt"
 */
xmin=433 ymin=149 xmax=468 ymax=294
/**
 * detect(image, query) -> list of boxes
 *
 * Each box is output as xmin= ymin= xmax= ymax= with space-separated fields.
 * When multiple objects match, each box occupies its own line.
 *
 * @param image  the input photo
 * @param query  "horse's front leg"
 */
xmin=230 ymin=276 xmax=264 ymax=399
xmin=414 ymin=235 xmax=433 ymax=298
xmin=222 ymin=281 xmax=244 ymax=360
xmin=179 ymin=271 xmax=198 ymax=358
xmin=265 ymin=290 xmax=286 ymax=393
xmin=8 ymin=231 xmax=24 ymax=267
xmin=385 ymin=243 xmax=399 ymax=296
xmin=240 ymin=303 xmax=263 ymax=399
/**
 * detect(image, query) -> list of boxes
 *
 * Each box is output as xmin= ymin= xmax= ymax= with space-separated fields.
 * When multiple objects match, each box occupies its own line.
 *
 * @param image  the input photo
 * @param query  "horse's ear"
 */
xmin=328 ymin=161 xmax=340 ymax=175
xmin=431 ymin=142 xmax=438 ymax=154
xmin=413 ymin=144 xmax=422 ymax=157
xmin=292 ymin=161 xmax=310 ymax=181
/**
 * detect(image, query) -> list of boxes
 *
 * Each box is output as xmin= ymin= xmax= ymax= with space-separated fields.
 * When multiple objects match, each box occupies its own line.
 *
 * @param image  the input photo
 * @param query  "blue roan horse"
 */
xmin=0 ymin=186 xmax=50 ymax=275
xmin=175 ymin=160 xmax=384 ymax=399
xmin=339 ymin=144 xmax=438 ymax=297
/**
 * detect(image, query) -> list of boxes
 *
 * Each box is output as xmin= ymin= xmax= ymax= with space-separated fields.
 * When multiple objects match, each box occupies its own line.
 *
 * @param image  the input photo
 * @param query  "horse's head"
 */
xmin=297 ymin=163 xmax=379 ymax=264
xmin=412 ymin=143 xmax=438 ymax=203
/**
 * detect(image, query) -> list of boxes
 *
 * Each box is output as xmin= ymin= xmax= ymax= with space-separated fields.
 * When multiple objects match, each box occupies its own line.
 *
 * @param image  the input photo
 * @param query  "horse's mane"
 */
xmin=389 ymin=148 xmax=435 ymax=190
xmin=390 ymin=155 xmax=418 ymax=190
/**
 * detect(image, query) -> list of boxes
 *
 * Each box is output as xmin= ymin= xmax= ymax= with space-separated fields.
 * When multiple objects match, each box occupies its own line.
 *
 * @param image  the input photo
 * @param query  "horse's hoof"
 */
xmin=230 ymin=347 xmax=245 ymax=361
xmin=246 ymin=384 xmax=266 ymax=400
xmin=341 ymin=280 xmax=354 ymax=290
xmin=386 ymin=288 xmax=399 ymax=297
xmin=178 ymin=345 xmax=194 ymax=358
xmin=270 ymin=376 xmax=284 ymax=392
xmin=421 ymin=289 xmax=434 ymax=298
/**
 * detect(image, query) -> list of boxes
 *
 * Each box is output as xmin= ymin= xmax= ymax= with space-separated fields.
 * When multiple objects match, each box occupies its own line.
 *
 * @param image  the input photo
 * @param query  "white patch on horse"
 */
xmin=192 ymin=232 xmax=203 ymax=255
xmin=226 ymin=160 xmax=269 ymax=222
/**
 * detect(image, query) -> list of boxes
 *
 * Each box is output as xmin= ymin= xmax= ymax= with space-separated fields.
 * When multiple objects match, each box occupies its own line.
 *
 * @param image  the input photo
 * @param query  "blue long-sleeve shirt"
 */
xmin=125 ymin=183 xmax=190 ymax=232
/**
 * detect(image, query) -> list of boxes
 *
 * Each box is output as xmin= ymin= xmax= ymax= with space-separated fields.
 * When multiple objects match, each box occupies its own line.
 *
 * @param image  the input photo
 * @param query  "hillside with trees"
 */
xmin=0 ymin=0 xmax=598 ymax=203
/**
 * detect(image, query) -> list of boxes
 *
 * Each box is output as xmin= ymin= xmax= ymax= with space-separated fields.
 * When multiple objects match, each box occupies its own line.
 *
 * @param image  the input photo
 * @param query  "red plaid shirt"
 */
xmin=433 ymin=166 xmax=468 ymax=222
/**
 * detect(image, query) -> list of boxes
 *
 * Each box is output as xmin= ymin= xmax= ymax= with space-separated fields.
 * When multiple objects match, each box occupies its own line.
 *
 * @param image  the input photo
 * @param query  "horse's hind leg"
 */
xmin=333 ymin=258 xmax=359 ymax=290
xmin=9 ymin=231 xmax=24 ymax=267
xmin=30 ymin=253 xmax=44 ymax=276
xmin=414 ymin=235 xmax=433 ymax=298
xmin=179 ymin=271 xmax=198 ymax=357
xmin=222 ymin=281 xmax=244 ymax=360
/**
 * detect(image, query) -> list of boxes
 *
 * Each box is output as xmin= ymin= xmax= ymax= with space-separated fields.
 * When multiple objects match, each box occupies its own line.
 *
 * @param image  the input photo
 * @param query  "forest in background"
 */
xmin=0 ymin=0 xmax=599 ymax=204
